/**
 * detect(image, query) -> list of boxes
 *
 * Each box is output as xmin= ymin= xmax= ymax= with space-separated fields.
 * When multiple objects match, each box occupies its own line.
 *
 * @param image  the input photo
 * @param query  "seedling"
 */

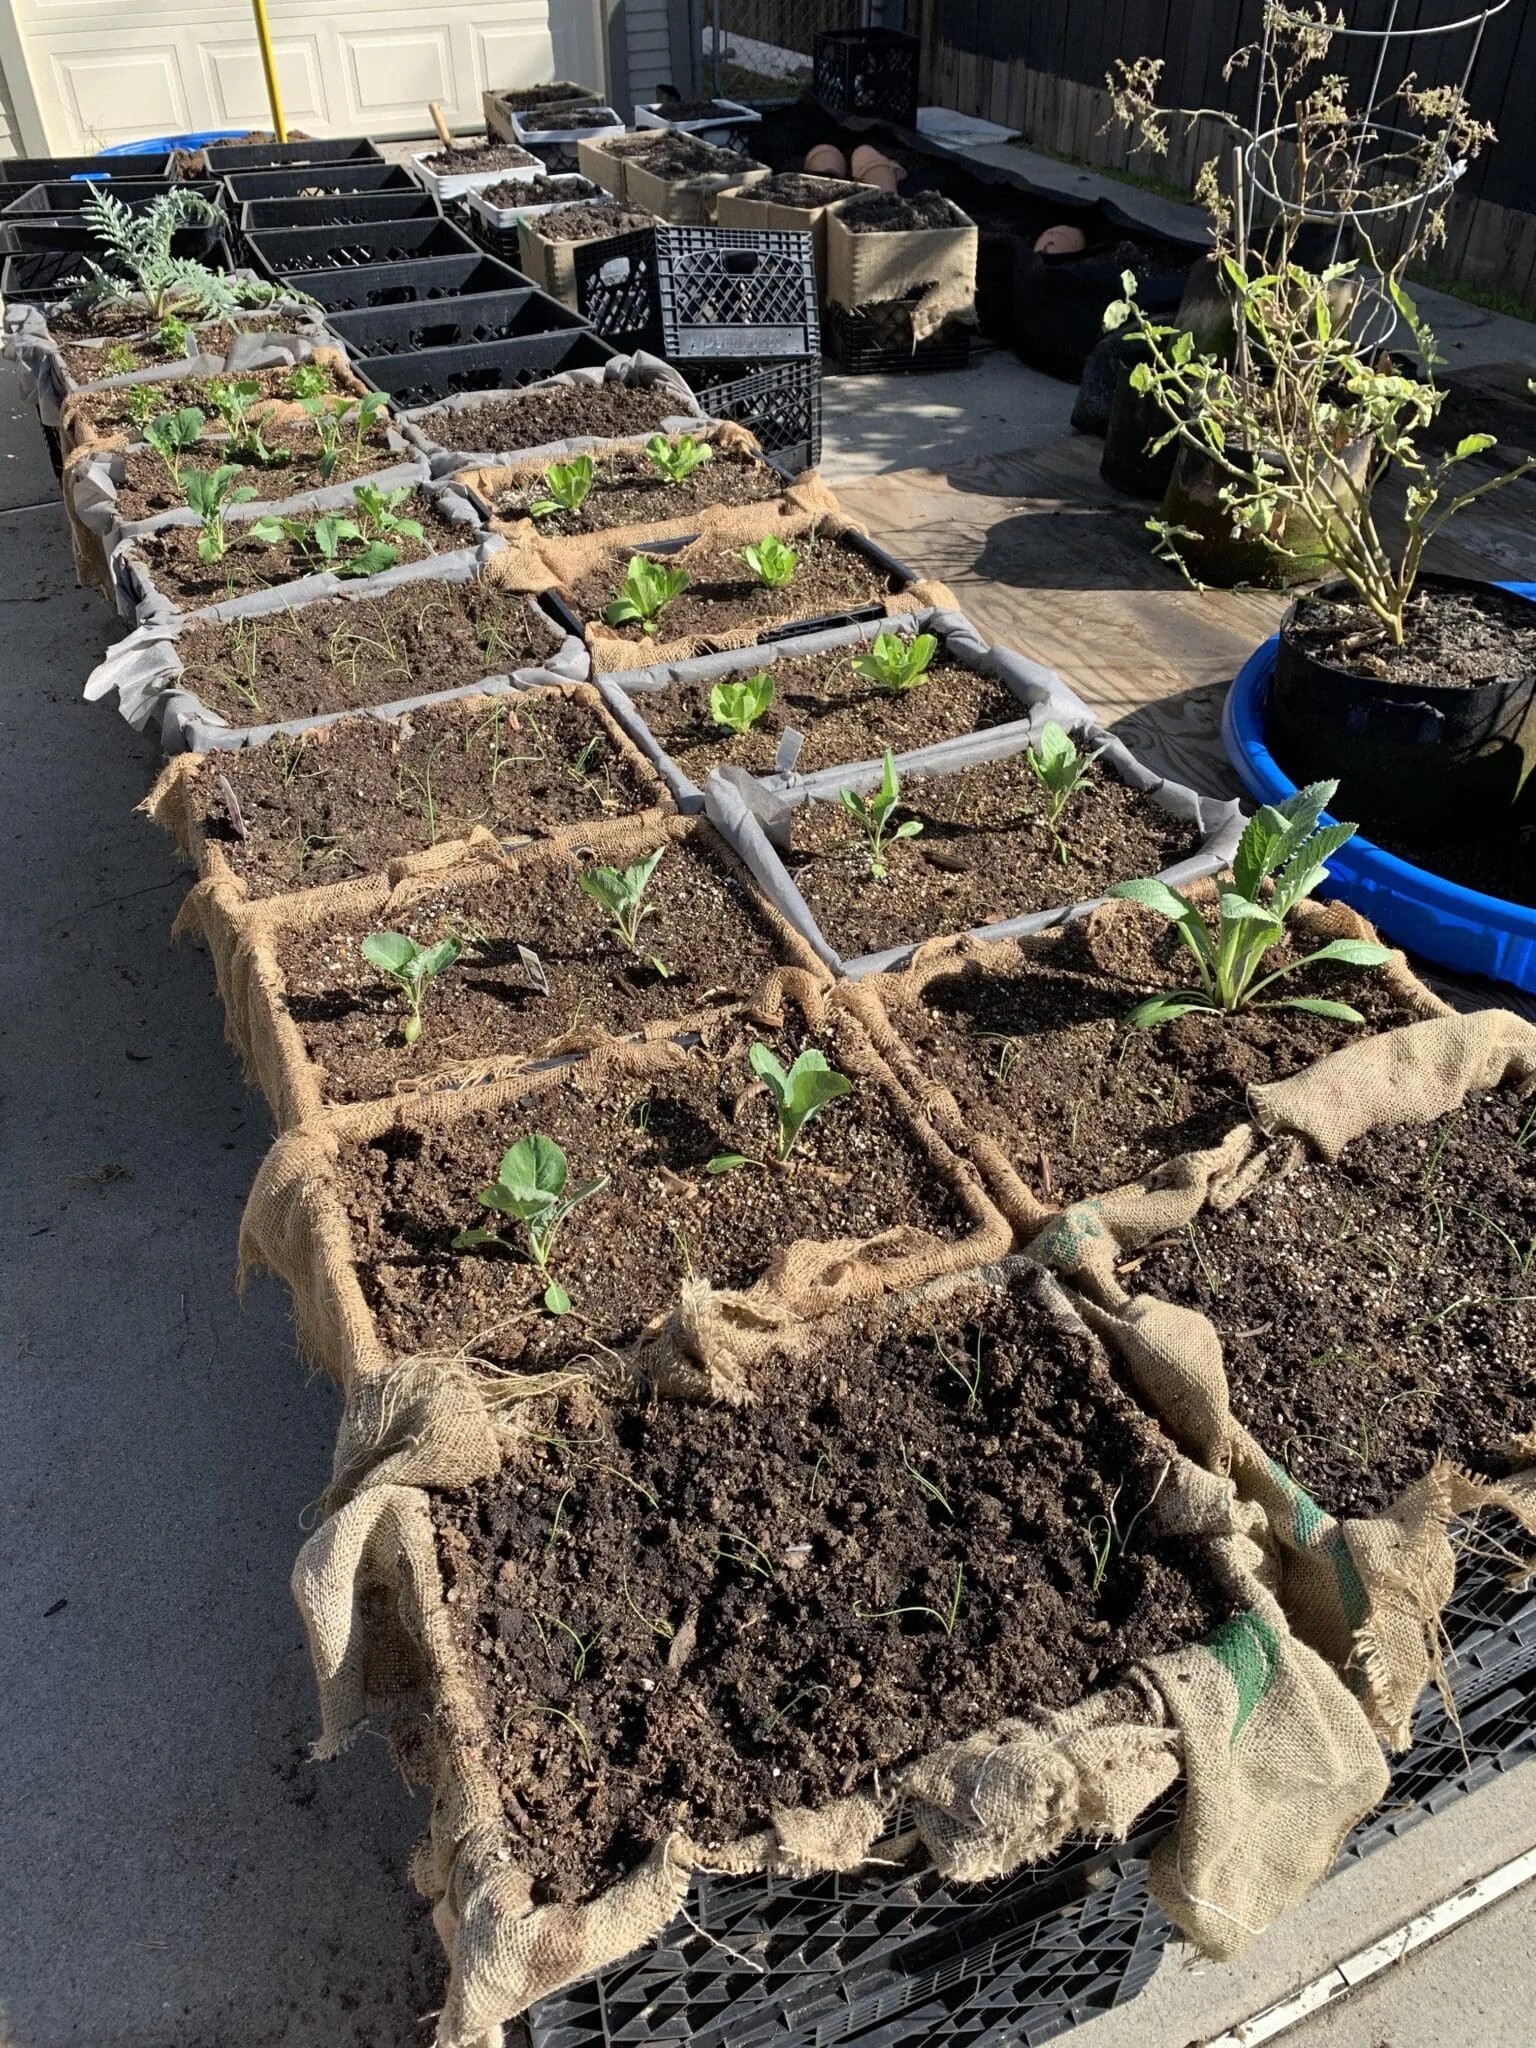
xmin=529 ymin=455 xmax=594 ymax=520
xmin=142 ymin=406 xmax=205 ymax=486
xmin=245 ymin=511 xmax=400 ymax=580
xmin=349 ymin=389 xmax=390 ymax=461
xmin=158 ymin=313 xmax=193 ymax=358
xmin=124 ymin=386 xmax=159 ymax=432
xmin=288 ymin=362 xmax=328 ymax=401
xmin=899 ymin=1439 xmax=952 ymax=1515
xmin=205 ymin=377 xmax=288 ymax=468
xmin=185 ymin=465 xmax=258 ymax=563
xmin=708 ymin=1042 xmax=851 ymax=1172
xmin=602 ymin=555 xmax=690 ymax=634
xmin=852 ymin=630 xmax=936 ymax=695
xmin=937 ymin=1329 xmax=984 ymax=1412
xmin=856 ymin=1561 xmax=964 ymax=1637
xmin=577 ymin=846 xmax=667 ymax=969
xmin=1025 ymin=720 xmax=1105 ymax=864
xmin=1110 ymin=781 xmax=1392 ymax=1027
xmin=301 ymin=395 xmax=347 ymax=482
xmin=451 ymin=1132 xmax=609 ymax=1315
xmin=740 ymin=534 xmax=797 ymax=588
xmin=709 ymin=670 xmax=774 ymax=737
xmin=839 ymin=750 xmax=922 ymax=881
xmin=351 ymin=481 xmax=424 ymax=547
xmin=646 ymin=432 xmax=713 ymax=484
xmin=359 ymin=930 xmax=462 ymax=1044
xmin=102 ymin=342 xmax=139 ymax=376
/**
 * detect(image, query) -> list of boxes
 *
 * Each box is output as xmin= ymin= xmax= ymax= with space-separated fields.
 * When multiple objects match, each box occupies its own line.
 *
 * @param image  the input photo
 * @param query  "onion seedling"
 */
xmin=708 ymin=1042 xmax=851 ymax=1172
xmin=359 ymin=930 xmax=462 ymax=1044
xmin=603 ymin=555 xmax=690 ymax=634
xmin=709 ymin=670 xmax=774 ymax=736
xmin=840 ymin=749 xmax=922 ymax=881
xmin=740 ymin=534 xmax=797 ymax=588
xmin=529 ymin=455 xmax=594 ymax=520
xmin=577 ymin=846 xmax=667 ymax=969
xmin=852 ymin=630 xmax=936 ymax=694
xmin=1025 ymin=720 xmax=1104 ymax=864
xmin=451 ymin=1132 xmax=609 ymax=1315
xmin=185 ymin=465 xmax=258 ymax=563
xmin=142 ymin=406 xmax=205 ymax=486
xmin=646 ymin=432 xmax=713 ymax=484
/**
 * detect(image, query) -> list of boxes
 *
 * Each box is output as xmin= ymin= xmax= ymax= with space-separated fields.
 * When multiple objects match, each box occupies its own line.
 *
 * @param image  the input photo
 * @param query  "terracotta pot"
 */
xmin=805 ymin=144 xmax=847 ymax=178
xmin=1034 ymin=223 xmax=1088 ymax=256
xmin=850 ymin=144 xmax=887 ymax=178
xmin=856 ymin=160 xmax=901 ymax=194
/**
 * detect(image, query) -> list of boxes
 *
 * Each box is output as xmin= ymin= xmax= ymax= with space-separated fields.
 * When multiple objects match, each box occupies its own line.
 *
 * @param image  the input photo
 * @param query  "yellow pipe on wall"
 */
xmin=250 ymin=0 xmax=289 ymax=143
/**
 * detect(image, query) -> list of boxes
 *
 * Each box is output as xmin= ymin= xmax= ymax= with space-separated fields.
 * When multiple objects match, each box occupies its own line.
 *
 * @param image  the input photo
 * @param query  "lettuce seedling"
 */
xmin=578 ymin=846 xmax=666 ymax=966
xmin=142 ymin=406 xmax=206 ymax=486
xmin=1110 ymin=780 xmax=1393 ymax=1028
xmin=359 ymin=930 xmax=462 ymax=1044
xmin=647 ymin=432 xmax=713 ymax=484
xmin=288 ymin=362 xmax=328 ymax=401
xmin=709 ymin=1043 xmax=851 ymax=1172
xmin=740 ymin=535 xmax=797 ymax=588
xmin=529 ymin=455 xmax=594 ymax=519
xmin=451 ymin=1132 xmax=609 ymax=1314
xmin=1025 ymin=720 xmax=1105 ymax=864
xmin=840 ymin=749 xmax=922 ymax=881
xmin=852 ymin=630 xmax=936 ymax=694
xmin=185 ymin=465 xmax=258 ymax=563
xmin=709 ymin=670 xmax=774 ymax=736
xmin=603 ymin=555 xmax=690 ymax=634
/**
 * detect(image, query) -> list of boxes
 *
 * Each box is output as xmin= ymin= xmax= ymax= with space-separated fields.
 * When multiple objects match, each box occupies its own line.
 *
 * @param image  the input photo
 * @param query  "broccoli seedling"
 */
xmin=529 ymin=455 xmax=594 ymax=519
xmin=185 ymin=465 xmax=258 ymax=563
xmin=301 ymin=395 xmax=347 ymax=481
xmin=245 ymin=511 xmax=401 ymax=580
xmin=351 ymin=481 xmax=424 ymax=546
xmin=142 ymin=406 xmax=206 ymax=485
xmin=577 ymin=846 xmax=667 ymax=970
xmin=158 ymin=314 xmax=193 ymax=358
xmin=206 ymin=376 xmax=289 ymax=469
xmin=709 ymin=670 xmax=774 ymax=736
xmin=349 ymin=390 xmax=390 ymax=461
xmin=359 ymin=930 xmax=462 ymax=1044
xmin=740 ymin=535 xmax=797 ymax=588
xmin=1025 ymin=721 xmax=1105 ymax=864
xmin=840 ymin=750 xmax=922 ymax=881
xmin=646 ymin=432 xmax=713 ymax=484
xmin=102 ymin=342 xmax=139 ymax=376
xmin=1110 ymin=780 xmax=1393 ymax=1028
xmin=709 ymin=1043 xmax=852 ymax=1172
xmin=287 ymin=362 xmax=328 ymax=401
xmin=602 ymin=555 xmax=690 ymax=635
xmin=451 ymin=1132 xmax=609 ymax=1315
xmin=852 ymin=630 xmax=936 ymax=694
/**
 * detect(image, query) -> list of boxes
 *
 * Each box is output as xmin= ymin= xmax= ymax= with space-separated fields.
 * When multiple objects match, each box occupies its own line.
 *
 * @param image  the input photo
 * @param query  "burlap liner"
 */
xmin=483 ymin=503 xmax=957 ymax=674
xmin=238 ymin=977 xmax=1011 ymax=1394
xmin=451 ymin=421 xmax=827 ymax=564
xmin=177 ymin=809 xmax=832 ymax=1132
xmin=1023 ymin=1006 xmax=1536 ymax=1746
xmin=289 ymin=1262 xmax=1388 ymax=2044
xmin=838 ymin=892 xmax=1452 ymax=1243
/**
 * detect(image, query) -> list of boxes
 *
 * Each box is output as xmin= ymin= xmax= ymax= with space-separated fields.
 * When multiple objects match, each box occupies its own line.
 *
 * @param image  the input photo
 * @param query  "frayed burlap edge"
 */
xmin=1024 ymin=1005 xmax=1536 ymax=1745
xmin=837 ymin=891 xmax=1451 ymax=1246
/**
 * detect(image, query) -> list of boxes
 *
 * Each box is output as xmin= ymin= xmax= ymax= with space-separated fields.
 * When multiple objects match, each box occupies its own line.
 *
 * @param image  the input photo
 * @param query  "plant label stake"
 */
xmin=217 ymin=773 xmax=248 ymax=842
xmin=774 ymin=729 xmax=804 ymax=777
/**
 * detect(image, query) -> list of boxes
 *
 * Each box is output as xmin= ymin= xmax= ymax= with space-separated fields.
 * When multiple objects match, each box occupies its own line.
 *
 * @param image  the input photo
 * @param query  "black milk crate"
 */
xmin=825 ymin=302 xmax=973 ymax=376
xmin=293 ymin=252 xmax=532 ymax=313
xmin=2 ymin=247 xmax=89 ymax=296
xmin=328 ymin=285 xmax=585 ymax=358
xmin=0 ymin=178 xmax=227 ymax=255
xmin=687 ymin=356 xmax=821 ymax=473
xmin=460 ymin=206 xmax=524 ymax=269
xmin=1 ymin=176 xmax=177 ymax=215
xmin=203 ymin=136 xmax=382 ymax=173
xmin=354 ymin=328 xmax=615 ymax=407
xmin=223 ymin=161 xmax=418 ymax=204
xmin=813 ymin=28 xmax=921 ymax=129
xmin=250 ymin=214 xmax=478 ymax=277
xmin=238 ymin=189 xmax=440 ymax=237
xmin=0 ymin=150 xmax=173 ymax=184
xmin=575 ymin=227 xmax=818 ymax=364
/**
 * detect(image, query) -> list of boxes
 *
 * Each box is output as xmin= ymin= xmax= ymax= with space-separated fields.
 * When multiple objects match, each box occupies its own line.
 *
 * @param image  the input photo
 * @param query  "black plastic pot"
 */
xmin=1101 ymin=347 xmax=1178 ymax=498
xmin=1270 ymin=574 xmax=1536 ymax=827
xmin=1011 ymin=232 xmax=1192 ymax=382
xmin=238 ymin=189 xmax=439 ymax=235
xmin=203 ymin=136 xmax=382 ymax=173
xmin=1159 ymin=437 xmax=1375 ymax=590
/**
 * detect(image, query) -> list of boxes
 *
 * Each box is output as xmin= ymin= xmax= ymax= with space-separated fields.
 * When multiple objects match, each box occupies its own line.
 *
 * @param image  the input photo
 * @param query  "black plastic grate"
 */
xmin=576 ymin=227 xmax=818 ymax=363
xmin=825 ymin=302 xmax=972 ymax=376
xmin=687 ymin=357 xmax=822 ymax=474
xmin=250 ymin=215 xmax=478 ymax=276
xmin=812 ymin=30 xmax=921 ymax=130
xmin=328 ymin=285 xmax=585 ymax=358
xmin=292 ymin=252 xmax=531 ymax=313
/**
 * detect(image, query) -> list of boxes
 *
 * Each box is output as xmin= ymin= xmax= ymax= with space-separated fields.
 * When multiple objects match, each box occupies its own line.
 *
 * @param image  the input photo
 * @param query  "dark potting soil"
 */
xmin=644 ymin=98 xmax=742 ymax=121
xmin=1134 ymin=1088 xmax=1536 ymax=1519
xmin=574 ymin=533 xmax=901 ymax=644
xmin=275 ymin=829 xmax=789 ymax=1103
xmin=67 ymin=360 xmax=351 ymax=441
xmin=496 ymin=85 xmax=595 ymax=113
xmin=174 ymin=578 xmax=555 ymax=726
xmin=745 ymin=172 xmax=864 ymax=208
xmin=416 ymin=379 xmax=686 ymax=455
xmin=113 ymin=416 xmax=399 ymax=522
xmin=838 ymin=191 xmax=959 ymax=234
xmin=635 ymin=643 xmax=1027 ymax=785
xmin=788 ymin=755 xmax=1202 ymax=963
xmin=535 ymin=201 xmax=654 ymax=242
xmin=523 ymin=107 xmax=620 ymax=133
xmin=1369 ymin=813 xmax=1536 ymax=911
xmin=892 ymin=913 xmax=1419 ymax=1210
xmin=133 ymin=487 xmax=448 ymax=607
xmin=432 ymin=1271 xmax=1229 ymax=1905
xmin=487 ymin=441 xmax=785 ymax=536
xmin=629 ymin=134 xmax=759 ymax=180
xmin=1287 ymin=584 xmax=1536 ymax=689
xmin=193 ymin=690 xmax=657 ymax=898
xmin=481 ymin=174 xmax=600 ymax=209
xmin=421 ymin=140 xmax=539 ymax=174
xmin=338 ymin=1005 xmax=969 ymax=1370
xmin=58 ymin=322 xmax=234 ymax=383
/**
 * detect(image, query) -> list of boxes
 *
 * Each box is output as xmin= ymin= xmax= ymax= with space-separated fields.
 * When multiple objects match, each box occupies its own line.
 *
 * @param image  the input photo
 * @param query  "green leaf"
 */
xmin=245 ymin=517 xmax=284 ymax=544
xmin=501 ymin=1133 xmax=569 ymax=1202
xmin=1217 ymin=891 xmax=1282 ymax=928
xmin=1302 ymin=938 xmax=1394 ymax=969
xmin=1453 ymin=433 xmax=1496 ymax=461
xmin=419 ymin=936 xmax=464 ymax=979
xmin=451 ymin=1226 xmax=505 ymax=1250
xmin=1272 ymin=996 xmax=1366 ymax=1022
xmin=1109 ymin=876 xmax=1199 ymax=924
xmin=709 ymin=669 xmax=774 ymax=735
xmin=707 ymin=1152 xmax=750 ymax=1174
xmin=543 ymin=1280 xmax=572 ymax=1316
xmin=361 ymin=932 xmax=417 ymax=974
xmin=1125 ymin=993 xmax=1211 ymax=1029
xmin=740 ymin=535 xmax=797 ymax=588
xmin=748 ymin=1040 xmax=790 ymax=1102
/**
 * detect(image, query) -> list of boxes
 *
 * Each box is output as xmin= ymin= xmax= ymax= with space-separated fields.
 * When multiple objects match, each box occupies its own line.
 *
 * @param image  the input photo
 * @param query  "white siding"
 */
xmin=625 ymin=0 xmax=677 ymax=113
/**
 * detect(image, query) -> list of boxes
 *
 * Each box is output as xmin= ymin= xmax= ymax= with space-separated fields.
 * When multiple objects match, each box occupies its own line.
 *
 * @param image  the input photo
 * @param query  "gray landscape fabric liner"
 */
xmin=82 ymin=543 xmax=589 ymax=753
xmin=400 ymin=350 xmax=704 ymax=477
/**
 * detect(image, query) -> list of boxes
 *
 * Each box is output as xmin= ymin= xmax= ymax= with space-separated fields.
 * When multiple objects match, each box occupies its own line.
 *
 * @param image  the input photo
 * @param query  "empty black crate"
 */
xmin=1 ymin=248 xmax=84 ymax=297
xmin=2 ymin=177 xmax=174 ymax=216
xmin=354 ymin=328 xmax=616 ymax=408
xmin=687 ymin=357 xmax=821 ymax=473
xmin=0 ymin=150 xmax=173 ymax=183
xmin=328 ymin=285 xmax=585 ymax=357
xmin=825 ymin=302 xmax=972 ymax=375
xmin=239 ymin=189 xmax=440 ymax=236
xmin=576 ymin=227 xmax=817 ymax=363
xmin=223 ymin=162 xmax=419 ymax=204
xmin=250 ymin=214 xmax=478 ymax=276
xmin=203 ymin=136 xmax=383 ymax=173
xmin=0 ymin=187 xmax=228 ymax=258
xmin=813 ymin=28 xmax=921 ymax=129
xmin=294 ymin=252 xmax=531 ymax=312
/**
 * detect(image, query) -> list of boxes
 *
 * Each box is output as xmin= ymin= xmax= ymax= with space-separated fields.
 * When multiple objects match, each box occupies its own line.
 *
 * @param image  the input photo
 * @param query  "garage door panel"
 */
xmin=202 ymin=38 xmax=324 ymax=128
xmin=48 ymin=44 xmax=187 ymax=145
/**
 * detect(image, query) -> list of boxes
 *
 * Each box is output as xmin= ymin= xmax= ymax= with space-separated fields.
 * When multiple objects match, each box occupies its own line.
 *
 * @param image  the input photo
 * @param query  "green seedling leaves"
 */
xmin=185 ymin=463 xmax=257 ymax=562
xmin=351 ymin=481 xmax=423 ymax=542
xmin=529 ymin=454 xmax=595 ymax=519
xmin=603 ymin=555 xmax=690 ymax=632
xmin=646 ymin=432 xmax=714 ymax=484
xmin=577 ymin=845 xmax=666 ymax=956
xmin=360 ymin=930 xmax=462 ymax=1044
xmin=740 ymin=535 xmax=797 ymax=588
xmin=851 ymin=630 xmax=936 ymax=694
xmin=839 ymin=749 xmax=922 ymax=881
xmin=708 ymin=1043 xmax=852 ymax=1171
xmin=451 ymin=1131 xmax=608 ymax=1313
xmin=1024 ymin=719 xmax=1104 ymax=856
xmin=288 ymin=362 xmax=328 ymax=400
xmin=709 ymin=670 xmax=774 ymax=736
xmin=142 ymin=406 xmax=206 ymax=482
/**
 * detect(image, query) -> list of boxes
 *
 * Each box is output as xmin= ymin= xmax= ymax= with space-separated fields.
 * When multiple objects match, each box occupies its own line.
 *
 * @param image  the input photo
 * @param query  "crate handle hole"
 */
xmin=721 ymin=251 xmax=762 ymax=277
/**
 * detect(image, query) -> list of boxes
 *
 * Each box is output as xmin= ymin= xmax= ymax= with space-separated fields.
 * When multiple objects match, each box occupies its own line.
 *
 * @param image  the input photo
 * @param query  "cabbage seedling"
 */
xmin=1110 ymin=780 xmax=1392 ymax=1028
xmin=142 ymin=406 xmax=206 ymax=486
xmin=349 ymin=390 xmax=390 ymax=461
xmin=185 ymin=465 xmax=258 ymax=563
xmin=359 ymin=930 xmax=462 ymax=1045
xmin=709 ymin=670 xmax=774 ymax=736
xmin=709 ymin=1042 xmax=852 ymax=1173
xmin=840 ymin=749 xmax=922 ymax=881
xmin=740 ymin=535 xmax=797 ymax=588
xmin=646 ymin=432 xmax=713 ymax=484
xmin=301 ymin=395 xmax=348 ymax=481
xmin=1025 ymin=721 xmax=1105 ymax=864
xmin=529 ymin=455 xmax=594 ymax=519
xmin=603 ymin=555 xmax=690 ymax=634
xmin=578 ymin=845 xmax=666 ymax=965
xmin=852 ymin=630 xmax=936 ymax=694
xmin=451 ymin=1132 xmax=609 ymax=1315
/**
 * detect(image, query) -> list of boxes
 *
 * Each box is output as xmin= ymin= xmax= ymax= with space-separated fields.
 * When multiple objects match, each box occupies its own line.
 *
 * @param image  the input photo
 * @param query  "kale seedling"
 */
xmin=288 ymin=362 xmax=329 ymax=401
xmin=451 ymin=1131 xmax=609 ymax=1315
xmin=646 ymin=432 xmax=713 ymax=484
xmin=185 ymin=465 xmax=258 ymax=563
xmin=709 ymin=670 xmax=774 ymax=736
xmin=529 ymin=455 xmax=594 ymax=520
xmin=577 ymin=846 xmax=668 ymax=971
xmin=1110 ymin=780 xmax=1392 ymax=1028
xmin=852 ymin=630 xmax=936 ymax=694
xmin=709 ymin=1043 xmax=852 ymax=1172
xmin=1025 ymin=720 xmax=1105 ymax=864
xmin=740 ymin=534 xmax=797 ymax=588
xmin=348 ymin=390 xmax=390 ymax=461
xmin=840 ymin=749 xmax=922 ymax=881
xmin=359 ymin=930 xmax=462 ymax=1044
xmin=602 ymin=555 xmax=690 ymax=635
xmin=142 ymin=406 xmax=206 ymax=485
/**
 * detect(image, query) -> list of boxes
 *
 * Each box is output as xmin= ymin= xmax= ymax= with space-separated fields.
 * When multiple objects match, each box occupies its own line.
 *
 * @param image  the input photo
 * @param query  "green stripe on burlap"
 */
xmin=1205 ymin=1609 xmax=1282 ymax=1742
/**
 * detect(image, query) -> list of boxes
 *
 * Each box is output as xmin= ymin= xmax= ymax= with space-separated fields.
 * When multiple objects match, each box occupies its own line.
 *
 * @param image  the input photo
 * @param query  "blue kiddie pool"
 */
xmin=97 ymin=130 xmax=249 ymax=155
xmin=1222 ymin=579 xmax=1536 ymax=994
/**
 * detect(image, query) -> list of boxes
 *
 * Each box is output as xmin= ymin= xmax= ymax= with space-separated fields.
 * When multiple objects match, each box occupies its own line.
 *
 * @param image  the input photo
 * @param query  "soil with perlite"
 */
xmin=132 ymin=488 xmax=453 ymax=608
xmin=112 ymin=415 xmax=401 ymax=522
xmin=64 ymin=360 xmax=352 ymax=441
xmin=413 ymin=378 xmax=687 ymax=455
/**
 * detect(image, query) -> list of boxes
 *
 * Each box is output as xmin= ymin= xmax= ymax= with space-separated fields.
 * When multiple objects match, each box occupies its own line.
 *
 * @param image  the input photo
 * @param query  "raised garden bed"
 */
xmin=716 ymin=172 xmax=866 ymax=299
xmin=824 ymin=191 xmax=978 ymax=358
xmin=462 ymin=173 xmax=599 ymax=238
xmin=577 ymin=131 xmax=676 ymax=202
xmin=484 ymin=84 xmax=601 ymax=144
xmin=57 ymin=352 xmax=360 ymax=454
xmin=401 ymin=354 xmax=702 ymax=472
xmin=515 ymin=200 xmax=659 ymax=308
